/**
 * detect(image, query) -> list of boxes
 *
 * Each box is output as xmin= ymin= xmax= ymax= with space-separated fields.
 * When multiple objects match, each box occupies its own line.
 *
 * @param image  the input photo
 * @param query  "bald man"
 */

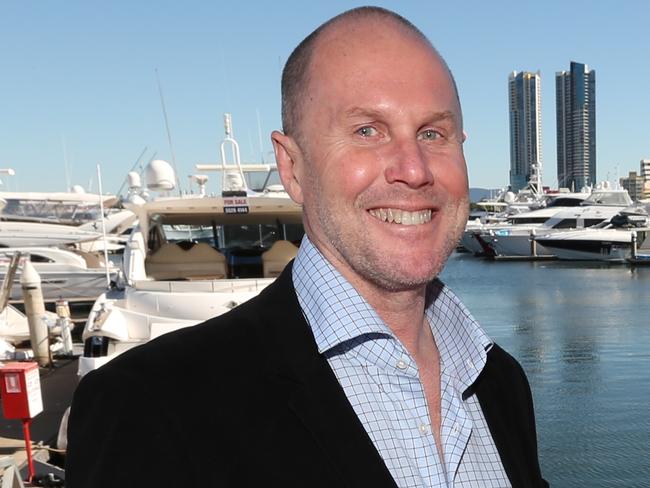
xmin=67 ymin=7 xmax=547 ymax=488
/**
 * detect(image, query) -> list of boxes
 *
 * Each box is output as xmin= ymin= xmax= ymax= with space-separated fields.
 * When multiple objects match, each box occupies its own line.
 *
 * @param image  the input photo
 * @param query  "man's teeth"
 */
xmin=368 ymin=208 xmax=432 ymax=225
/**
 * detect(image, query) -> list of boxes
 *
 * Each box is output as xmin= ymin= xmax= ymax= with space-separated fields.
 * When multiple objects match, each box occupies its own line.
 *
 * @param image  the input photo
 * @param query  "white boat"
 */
xmin=0 ymin=190 xmax=118 ymax=225
xmin=0 ymin=220 xmax=105 ymax=247
xmin=461 ymin=161 xmax=595 ymax=256
xmin=465 ymin=192 xmax=588 ymax=257
xmin=0 ymin=189 xmax=136 ymax=248
xmin=0 ymin=247 xmax=116 ymax=302
xmin=534 ymin=210 xmax=650 ymax=262
xmin=478 ymin=187 xmax=633 ymax=258
xmin=0 ymin=304 xmax=45 ymax=344
xmin=78 ymin=114 xmax=304 ymax=376
xmin=0 ymin=256 xmax=72 ymax=358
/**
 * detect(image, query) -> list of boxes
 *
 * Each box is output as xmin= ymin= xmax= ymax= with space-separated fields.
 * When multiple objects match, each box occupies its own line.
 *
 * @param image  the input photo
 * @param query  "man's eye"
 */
xmin=357 ymin=126 xmax=378 ymax=137
xmin=419 ymin=129 xmax=442 ymax=141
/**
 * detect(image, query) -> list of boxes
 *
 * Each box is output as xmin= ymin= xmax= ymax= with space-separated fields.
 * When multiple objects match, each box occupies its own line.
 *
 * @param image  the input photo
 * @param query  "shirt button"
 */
xmin=396 ymin=359 xmax=408 ymax=370
xmin=453 ymin=423 xmax=460 ymax=434
xmin=419 ymin=423 xmax=430 ymax=435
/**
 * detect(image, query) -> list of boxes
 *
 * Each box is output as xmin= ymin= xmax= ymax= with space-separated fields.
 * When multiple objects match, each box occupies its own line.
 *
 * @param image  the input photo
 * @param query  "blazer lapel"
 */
xmin=262 ymin=265 xmax=397 ymax=488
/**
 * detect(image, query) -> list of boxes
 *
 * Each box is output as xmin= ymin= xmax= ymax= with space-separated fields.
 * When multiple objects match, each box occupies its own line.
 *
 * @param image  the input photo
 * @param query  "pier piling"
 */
xmin=20 ymin=260 xmax=50 ymax=367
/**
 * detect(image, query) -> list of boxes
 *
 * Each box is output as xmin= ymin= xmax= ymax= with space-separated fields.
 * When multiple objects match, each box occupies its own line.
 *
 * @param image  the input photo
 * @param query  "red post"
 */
xmin=21 ymin=418 xmax=35 ymax=482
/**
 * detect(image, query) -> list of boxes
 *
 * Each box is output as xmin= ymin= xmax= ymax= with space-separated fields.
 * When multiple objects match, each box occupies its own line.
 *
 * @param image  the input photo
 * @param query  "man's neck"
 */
xmin=339 ymin=265 xmax=430 ymax=355
xmin=306 ymin=235 xmax=433 ymax=354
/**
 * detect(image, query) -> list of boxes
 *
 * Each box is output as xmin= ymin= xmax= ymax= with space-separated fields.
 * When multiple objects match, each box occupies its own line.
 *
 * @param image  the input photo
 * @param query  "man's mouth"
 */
xmin=368 ymin=208 xmax=433 ymax=225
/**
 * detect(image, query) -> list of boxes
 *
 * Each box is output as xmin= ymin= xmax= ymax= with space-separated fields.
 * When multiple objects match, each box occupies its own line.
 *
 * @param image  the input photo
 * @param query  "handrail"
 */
xmin=0 ymin=252 xmax=21 ymax=313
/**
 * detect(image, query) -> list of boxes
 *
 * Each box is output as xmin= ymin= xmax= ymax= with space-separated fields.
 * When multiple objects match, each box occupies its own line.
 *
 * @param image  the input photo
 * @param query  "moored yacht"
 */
xmin=534 ymin=208 xmax=650 ymax=262
xmin=0 ymin=189 xmax=136 ymax=248
xmin=79 ymin=114 xmax=304 ymax=376
xmin=0 ymin=247 xmax=117 ymax=302
xmin=478 ymin=186 xmax=633 ymax=258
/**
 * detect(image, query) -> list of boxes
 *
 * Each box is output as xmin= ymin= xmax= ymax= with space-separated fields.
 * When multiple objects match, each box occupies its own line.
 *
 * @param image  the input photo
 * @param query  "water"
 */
xmin=440 ymin=253 xmax=650 ymax=488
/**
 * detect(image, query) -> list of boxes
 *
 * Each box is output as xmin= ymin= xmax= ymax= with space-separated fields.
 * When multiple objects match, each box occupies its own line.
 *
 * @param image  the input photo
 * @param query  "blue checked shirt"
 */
xmin=293 ymin=236 xmax=511 ymax=488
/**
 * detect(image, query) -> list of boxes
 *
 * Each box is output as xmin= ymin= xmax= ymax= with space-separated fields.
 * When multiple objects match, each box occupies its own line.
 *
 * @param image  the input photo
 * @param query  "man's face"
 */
xmin=278 ymin=22 xmax=469 ymax=292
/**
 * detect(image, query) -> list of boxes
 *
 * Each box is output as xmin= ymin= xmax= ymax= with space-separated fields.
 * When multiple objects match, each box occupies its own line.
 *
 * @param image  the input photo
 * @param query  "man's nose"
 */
xmin=384 ymin=137 xmax=434 ymax=188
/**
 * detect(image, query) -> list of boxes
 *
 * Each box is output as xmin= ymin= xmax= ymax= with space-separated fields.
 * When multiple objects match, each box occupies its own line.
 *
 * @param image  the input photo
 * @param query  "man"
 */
xmin=66 ymin=7 xmax=547 ymax=488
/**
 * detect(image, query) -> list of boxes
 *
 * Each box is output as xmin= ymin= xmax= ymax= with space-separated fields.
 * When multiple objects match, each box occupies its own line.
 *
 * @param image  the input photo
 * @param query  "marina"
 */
xmin=0 ymin=117 xmax=649 ymax=485
xmin=3 ymin=1 xmax=650 ymax=485
xmin=442 ymin=253 xmax=650 ymax=487
xmin=1 ymin=254 xmax=649 ymax=486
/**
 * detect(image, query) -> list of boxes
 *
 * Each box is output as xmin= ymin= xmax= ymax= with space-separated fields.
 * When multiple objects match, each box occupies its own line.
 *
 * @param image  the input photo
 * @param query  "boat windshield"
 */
xmin=581 ymin=191 xmax=633 ymax=206
xmin=161 ymin=223 xmax=303 ymax=250
xmin=244 ymin=170 xmax=282 ymax=192
xmin=0 ymin=198 xmax=103 ymax=224
xmin=156 ymin=222 xmax=304 ymax=279
xmin=546 ymin=197 xmax=586 ymax=208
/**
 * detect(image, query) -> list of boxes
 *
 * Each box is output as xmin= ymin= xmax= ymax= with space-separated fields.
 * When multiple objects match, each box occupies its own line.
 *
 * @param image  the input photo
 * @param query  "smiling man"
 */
xmin=66 ymin=7 xmax=547 ymax=488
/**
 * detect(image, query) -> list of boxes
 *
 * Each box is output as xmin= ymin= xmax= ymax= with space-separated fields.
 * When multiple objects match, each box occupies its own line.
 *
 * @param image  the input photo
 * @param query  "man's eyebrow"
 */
xmin=343 ymin=107 xmax=458 ymax=124
xmin=343 ymin=107 xmax=386 ymax=119
xmin=425 ymin=110 xmax=456 ymax=123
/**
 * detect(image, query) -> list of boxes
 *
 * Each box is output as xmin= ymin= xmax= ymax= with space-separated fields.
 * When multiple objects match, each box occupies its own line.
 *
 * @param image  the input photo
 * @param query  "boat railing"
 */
xmin=194 ymin=113 xmax=279 ymax=195
xmin=0 ymin=251 xmax=21 ymax=312
xmin=132 ymin=277 xmax=274 ymax=293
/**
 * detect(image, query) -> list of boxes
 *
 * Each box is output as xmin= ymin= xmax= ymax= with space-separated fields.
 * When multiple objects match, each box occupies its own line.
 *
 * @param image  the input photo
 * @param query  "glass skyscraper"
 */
xmin=508 ymin=71 xmax=542 ymax=192
xmin=555 ymin=61 xmax=596 ymax=190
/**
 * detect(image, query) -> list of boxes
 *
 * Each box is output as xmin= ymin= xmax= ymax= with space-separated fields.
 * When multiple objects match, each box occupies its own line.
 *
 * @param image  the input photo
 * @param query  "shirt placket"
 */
xmin=385 ymin=347 xmax=449 ymax=487
xmin=439 ymin=367 xmax=473 ymax=484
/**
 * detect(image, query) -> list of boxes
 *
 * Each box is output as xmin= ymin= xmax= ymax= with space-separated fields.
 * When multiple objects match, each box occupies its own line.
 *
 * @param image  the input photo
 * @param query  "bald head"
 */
xmin=280 ymin=6 xmax=459 ymax=142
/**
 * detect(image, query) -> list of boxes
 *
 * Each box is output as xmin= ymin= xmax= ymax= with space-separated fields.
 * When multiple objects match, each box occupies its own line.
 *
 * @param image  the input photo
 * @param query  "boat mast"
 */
xmin=155 ymin=69 xmax=182 ymax=196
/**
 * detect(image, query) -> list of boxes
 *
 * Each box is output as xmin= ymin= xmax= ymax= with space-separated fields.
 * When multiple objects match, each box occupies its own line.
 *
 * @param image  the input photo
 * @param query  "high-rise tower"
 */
xmin=508 ymin=71 xmax=542 ymax=192
xmin=556 ymin=61 xmax=596 ymax=190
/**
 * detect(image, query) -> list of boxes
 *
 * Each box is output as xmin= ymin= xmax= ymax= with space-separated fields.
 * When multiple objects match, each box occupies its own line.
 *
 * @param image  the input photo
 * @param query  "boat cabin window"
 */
xmin=584 ymin=218 xmax=605 ymax=228
xmin=29 ymin=254 xmax=55 ymax=263
xmin=508 ymin=216 xmax=549 ymax=224
xmin=551 ymin=219 xmax=578 ymax=229
xmin=0 ymin=252 xmax=54 ymax=263
xmin=546 ymin=197 xmax=586 ymax=208
xmin=152 ymin=222 xmax=304 ymax=279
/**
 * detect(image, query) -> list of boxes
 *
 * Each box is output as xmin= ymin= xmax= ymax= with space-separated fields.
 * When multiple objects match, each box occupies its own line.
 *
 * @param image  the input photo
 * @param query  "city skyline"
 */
xmin=1 ymin=1 xmax=649 ymax=194
xmin=508 ymin=71 xmax=542 ymax=192
xmin=556 ymin=61 xmax=597 ymax=190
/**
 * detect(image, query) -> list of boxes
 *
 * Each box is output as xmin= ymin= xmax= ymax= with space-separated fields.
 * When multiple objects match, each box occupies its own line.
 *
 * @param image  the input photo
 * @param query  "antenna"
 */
xmin=256 ymin=109 xmax=264 ymax=162
xmin=155 ymin=68 xmax=182 ymax=195
xmin=62 ymin=135 xmax=72 ymax=191
xmin=96 ymin=164 xmax=111 ymax=289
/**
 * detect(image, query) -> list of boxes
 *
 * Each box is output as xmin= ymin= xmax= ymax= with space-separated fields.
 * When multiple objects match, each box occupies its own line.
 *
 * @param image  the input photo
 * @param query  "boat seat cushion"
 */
xmin=261 ymin=240 xmax=298 ymax=278
xmin=145 ymin=242 xmax=227 ymax=280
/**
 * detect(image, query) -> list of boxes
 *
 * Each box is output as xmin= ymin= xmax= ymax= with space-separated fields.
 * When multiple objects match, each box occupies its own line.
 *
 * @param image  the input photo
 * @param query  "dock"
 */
xmin=0 ymin=357 xmax=79 ymax=485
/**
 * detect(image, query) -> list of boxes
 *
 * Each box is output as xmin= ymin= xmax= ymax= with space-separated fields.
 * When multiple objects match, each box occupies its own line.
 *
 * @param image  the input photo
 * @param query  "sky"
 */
xmin=1 ymin=0 xmax=649 ymax=195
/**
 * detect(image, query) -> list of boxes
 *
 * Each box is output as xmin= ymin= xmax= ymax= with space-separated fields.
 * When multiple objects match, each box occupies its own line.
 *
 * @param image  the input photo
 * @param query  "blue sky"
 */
xmin=1 ymin=0 xmax=649 ymax=194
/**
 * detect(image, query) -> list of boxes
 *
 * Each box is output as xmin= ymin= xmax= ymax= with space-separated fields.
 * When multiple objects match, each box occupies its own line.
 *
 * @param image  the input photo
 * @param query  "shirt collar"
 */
xmin=293 ymin=236 xmax=390 ymax=354
xmin=292 ymin=235 xmax=492 ymax=392
xmin=425 ymin=280 xmax=493 ymax=393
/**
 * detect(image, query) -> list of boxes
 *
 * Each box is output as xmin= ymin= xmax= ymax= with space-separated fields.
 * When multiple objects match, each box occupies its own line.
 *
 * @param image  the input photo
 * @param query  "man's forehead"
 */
xmin=313 ymin=16 xmax=434 ymax=60
xmin=289 ymin=11 xmax=463 ymax=136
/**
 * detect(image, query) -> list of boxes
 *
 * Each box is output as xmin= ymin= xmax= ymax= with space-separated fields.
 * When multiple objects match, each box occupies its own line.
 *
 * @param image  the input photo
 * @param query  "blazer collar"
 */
xmin=259 ymin=263 xmax=397 ymax=488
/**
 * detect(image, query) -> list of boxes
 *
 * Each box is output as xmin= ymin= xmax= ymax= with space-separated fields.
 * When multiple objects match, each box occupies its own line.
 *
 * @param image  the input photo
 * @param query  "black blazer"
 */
xmin=66 ymin=264 xmax=548 ymax=487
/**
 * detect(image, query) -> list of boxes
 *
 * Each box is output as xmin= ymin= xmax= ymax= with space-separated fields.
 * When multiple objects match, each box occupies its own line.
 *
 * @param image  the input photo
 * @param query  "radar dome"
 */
xmin=145 ymin=160 xmax=176 ymax=191
xmin=127 ymin=171 xmax=142 ymax=189
xmin=504 ymin=191 xmax=516 ymax=203
xmin=71 ymin=184 xmax=86 ymax=194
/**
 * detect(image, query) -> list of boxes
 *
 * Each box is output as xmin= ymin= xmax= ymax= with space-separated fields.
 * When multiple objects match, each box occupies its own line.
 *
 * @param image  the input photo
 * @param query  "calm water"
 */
xmin=440 ymin=253 xmax=650 ymax=488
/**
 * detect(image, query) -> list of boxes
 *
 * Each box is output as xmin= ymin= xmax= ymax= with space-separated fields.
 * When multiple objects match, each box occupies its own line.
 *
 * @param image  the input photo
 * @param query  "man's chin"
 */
xmin=359 ymin=258 xmax=449 ymax=292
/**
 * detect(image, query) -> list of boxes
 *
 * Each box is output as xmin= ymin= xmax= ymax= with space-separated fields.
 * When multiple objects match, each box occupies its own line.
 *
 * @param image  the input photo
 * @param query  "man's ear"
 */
xmin=271 ymin=130 xmax=304 ymax=205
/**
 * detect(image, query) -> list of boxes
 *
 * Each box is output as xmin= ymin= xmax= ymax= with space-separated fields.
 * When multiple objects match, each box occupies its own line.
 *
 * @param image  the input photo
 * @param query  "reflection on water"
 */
xmin=441 ymin=253 xmax=650 ymax=488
